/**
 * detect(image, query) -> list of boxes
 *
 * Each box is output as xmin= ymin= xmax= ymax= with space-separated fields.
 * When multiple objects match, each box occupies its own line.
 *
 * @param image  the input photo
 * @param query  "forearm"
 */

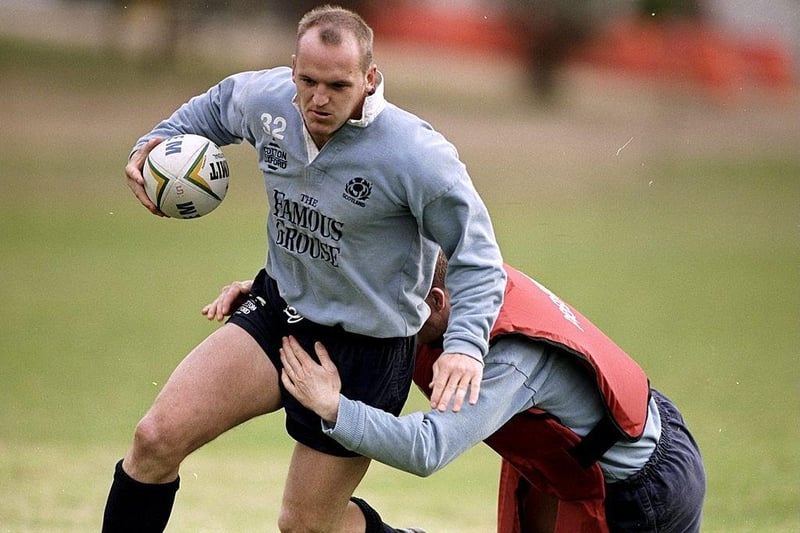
xmin=323 ymin=359 xmax=533 ymax=476
xmin=324 ymin=398 xmax=481 ymax=476
xmin=425 ymin=194 xmax=506 ymax=360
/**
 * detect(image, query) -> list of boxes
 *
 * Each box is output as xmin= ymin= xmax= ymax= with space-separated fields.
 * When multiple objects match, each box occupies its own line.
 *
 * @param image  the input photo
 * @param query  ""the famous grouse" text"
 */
xmin=272 ymin=189 xmax=343 ymax=267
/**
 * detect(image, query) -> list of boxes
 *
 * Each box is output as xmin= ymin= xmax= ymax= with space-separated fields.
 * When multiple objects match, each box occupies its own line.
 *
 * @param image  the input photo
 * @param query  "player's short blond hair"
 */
xmin=296 ymin=5 xmax=374 ymax=72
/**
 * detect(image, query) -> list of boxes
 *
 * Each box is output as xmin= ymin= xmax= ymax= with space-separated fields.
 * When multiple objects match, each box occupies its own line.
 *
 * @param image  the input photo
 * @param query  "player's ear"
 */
xmin=365 ymin=64 xmax=377 ymax=94
xmin=428 ymin=287 xmax=447 ymax=313
xmin=291 ymin=54 xmax=297 ymax=78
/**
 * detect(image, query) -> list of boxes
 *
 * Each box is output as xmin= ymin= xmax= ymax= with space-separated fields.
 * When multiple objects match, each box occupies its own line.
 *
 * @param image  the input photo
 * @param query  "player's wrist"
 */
xmin=319 ymin=397 xmax=339 ymax=425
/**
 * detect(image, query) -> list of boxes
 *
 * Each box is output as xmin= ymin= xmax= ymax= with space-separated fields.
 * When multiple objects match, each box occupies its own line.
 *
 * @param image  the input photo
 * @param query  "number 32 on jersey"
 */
xmin=261 ymin=113 xmax=287 ymax=140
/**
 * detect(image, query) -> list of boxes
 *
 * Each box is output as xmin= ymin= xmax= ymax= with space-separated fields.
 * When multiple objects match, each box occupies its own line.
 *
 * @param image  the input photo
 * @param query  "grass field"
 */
xmin=0 ymin=33 xmax=798 ymax=532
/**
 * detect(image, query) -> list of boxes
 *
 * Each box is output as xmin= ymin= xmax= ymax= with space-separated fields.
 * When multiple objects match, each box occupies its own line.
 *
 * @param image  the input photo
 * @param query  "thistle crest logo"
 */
xmin=343 ymin=177 xmax=372 ymax=207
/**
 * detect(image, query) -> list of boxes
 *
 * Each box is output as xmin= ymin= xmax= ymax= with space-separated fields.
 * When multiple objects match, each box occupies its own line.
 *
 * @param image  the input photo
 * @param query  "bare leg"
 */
xmin=123 ymin=323 xmax=282 ymax=483
xmin=279 ymin=442 xmax=371 ymax=532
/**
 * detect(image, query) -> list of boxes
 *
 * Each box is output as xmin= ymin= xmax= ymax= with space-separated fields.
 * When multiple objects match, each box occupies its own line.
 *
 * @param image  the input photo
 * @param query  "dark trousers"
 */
xmin=604 ymin=389 xmax=706 ymax=532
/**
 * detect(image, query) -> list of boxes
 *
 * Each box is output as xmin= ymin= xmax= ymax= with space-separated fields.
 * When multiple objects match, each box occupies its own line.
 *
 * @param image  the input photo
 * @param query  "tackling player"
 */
xmin=273 ymin=253 xmax=707 ymax=532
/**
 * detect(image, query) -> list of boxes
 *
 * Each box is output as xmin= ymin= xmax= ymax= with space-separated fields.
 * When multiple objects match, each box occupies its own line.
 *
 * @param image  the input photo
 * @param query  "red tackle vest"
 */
xmin=414 ymin=265 xmax=650 ymax=533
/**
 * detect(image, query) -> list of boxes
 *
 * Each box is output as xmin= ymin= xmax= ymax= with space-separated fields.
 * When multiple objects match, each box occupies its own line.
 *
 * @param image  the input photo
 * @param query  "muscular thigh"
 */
xmin=281 ymin=442 xmax=371 ymax=531
xmin=146 ymin=323 xmax=281 ymax=453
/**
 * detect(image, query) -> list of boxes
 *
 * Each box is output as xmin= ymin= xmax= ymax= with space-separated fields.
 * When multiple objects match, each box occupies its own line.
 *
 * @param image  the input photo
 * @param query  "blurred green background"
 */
xmin=1 ymin=1 xmax=798 ymax=531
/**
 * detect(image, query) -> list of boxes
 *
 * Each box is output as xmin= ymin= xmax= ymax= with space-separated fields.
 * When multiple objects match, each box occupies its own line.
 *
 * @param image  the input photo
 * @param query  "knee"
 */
xmin=276 ymin=506 xmax=303 ymax=533
xmin=276 ymin=508 xmax=292 ymax=532
xmin=131 ymin=414 xmax=185 ymax=467
xmin=277 ymin=504 xmax=329 ymax=533
xmin=276 ymin=507 xmax=298 ymax=533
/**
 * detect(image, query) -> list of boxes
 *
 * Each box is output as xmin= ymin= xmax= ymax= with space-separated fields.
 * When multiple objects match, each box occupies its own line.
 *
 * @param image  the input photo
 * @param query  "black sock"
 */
xmin=350 ymin=496 xmax=405 ymax=533
xmin=102 ymin=459 xmax=180 ymax=533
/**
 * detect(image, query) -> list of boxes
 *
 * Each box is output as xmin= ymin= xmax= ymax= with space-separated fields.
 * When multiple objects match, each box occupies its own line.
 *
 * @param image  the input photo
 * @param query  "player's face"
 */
xmin=292 ymin=29 xmax=376 ymax=148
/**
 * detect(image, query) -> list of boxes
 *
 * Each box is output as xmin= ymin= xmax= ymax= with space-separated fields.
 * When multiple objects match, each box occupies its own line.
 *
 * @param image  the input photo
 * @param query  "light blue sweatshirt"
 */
xmin=134 ymin=67 xmax=505 ymax=359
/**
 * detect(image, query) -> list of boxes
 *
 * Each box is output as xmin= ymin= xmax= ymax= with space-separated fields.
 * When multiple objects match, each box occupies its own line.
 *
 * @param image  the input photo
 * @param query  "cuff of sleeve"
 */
xmin=321 ymin=395 xmax=366 ymax=451
xmin=442 ymin=338 xmax=485 ymax=365
xmin=129 ymin=142 xmax=146 ymax=161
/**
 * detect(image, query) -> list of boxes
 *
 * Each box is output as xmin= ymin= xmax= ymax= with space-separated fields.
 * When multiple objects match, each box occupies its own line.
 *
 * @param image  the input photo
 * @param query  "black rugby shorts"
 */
xmin=227 ymin=269 xmax=415 ymax=457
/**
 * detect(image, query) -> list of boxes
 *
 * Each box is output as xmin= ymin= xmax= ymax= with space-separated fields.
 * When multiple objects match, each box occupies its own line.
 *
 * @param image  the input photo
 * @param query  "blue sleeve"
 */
xmin=132 ymin=70 xmax=262 ymax=152
xmin=403 ymin=131 xmax=505 ymax=360
xmin=396 ymin=120 xmax=505 ymax=360
xmin=423 ymin=178 xmax=506 ymax=360
xmin=322 ymin=339 xmax=544 ymax=476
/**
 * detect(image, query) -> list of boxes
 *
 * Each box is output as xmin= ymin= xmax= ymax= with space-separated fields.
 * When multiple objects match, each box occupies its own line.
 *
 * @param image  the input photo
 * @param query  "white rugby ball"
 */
xmin=142 ymin=134 xmax=229 ymax=219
